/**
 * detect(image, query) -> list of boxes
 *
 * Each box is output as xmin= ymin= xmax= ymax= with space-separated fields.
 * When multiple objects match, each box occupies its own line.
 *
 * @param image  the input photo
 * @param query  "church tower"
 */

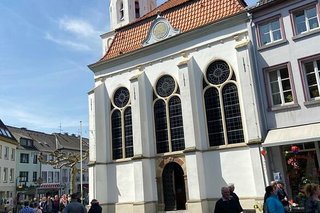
xmin=109 ymin=0 xmax=157 ymax=30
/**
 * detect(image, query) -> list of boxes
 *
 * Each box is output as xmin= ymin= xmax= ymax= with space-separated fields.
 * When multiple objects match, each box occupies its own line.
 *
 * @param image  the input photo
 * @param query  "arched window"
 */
xmin=119 ymin=2 xmax=124 ymax=20
xmin=135 ymin=1 xmax=140 ymax=18
xmin=154 ymin=75 xmax=185 ymax=153
xmin=203 ymin=60 xmax=244 ymax=146
xmin=111 ymin=87 xmax=133 ymax=159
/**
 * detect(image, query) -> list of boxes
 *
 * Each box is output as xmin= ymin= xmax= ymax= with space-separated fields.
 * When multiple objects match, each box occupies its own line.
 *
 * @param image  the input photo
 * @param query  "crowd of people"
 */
xmin=15 ymin=193 xmax=102 ymax=213
xmin=264 ymin=181 xmax=320 ymax=213
xmin=213 ymin=181 xmax=320 ymax=213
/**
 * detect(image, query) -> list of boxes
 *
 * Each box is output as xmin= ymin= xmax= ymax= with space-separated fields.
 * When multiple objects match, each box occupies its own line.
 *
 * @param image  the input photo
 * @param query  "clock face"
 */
xmin=152 ymin=21 xmax=169 ymax=40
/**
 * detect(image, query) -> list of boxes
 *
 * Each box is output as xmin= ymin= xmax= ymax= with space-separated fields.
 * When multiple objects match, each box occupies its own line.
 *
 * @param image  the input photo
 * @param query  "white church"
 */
xmin=87 ymin=0 xmax=268 ymax=212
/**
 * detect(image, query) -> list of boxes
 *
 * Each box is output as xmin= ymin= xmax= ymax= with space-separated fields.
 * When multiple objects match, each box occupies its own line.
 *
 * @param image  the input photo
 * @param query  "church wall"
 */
xmin=89 ymin=12 xmax=266 ymax=212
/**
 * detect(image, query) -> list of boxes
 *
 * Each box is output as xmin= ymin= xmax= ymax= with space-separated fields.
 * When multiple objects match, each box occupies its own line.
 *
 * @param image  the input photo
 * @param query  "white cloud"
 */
xmin=45 ymin=32 xmax=91 ymax=51
xmin=59 ymin=17 xmax=98 ymax=38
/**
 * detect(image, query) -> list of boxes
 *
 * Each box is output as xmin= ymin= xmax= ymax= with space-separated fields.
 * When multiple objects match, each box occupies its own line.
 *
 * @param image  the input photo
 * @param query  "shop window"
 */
xmin=154 ymin=75 xmax=185 ymax=153
xmin=203 ymin=60 xmax=244 ymax=146
xmin=283 ymin=143 xmax=320 ymax=206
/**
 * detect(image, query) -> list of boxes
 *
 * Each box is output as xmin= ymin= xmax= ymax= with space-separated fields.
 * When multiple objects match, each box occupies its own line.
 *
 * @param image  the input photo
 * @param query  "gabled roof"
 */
xmin=7 ymin=126 xmax=88 ymax=152
xmin=99 ymin=0 xmax=247 ymax=62
xmin=0 ymin=119 xmax=18 ymax=145
xmin=249 ymin=0 xmax=287 ymax=12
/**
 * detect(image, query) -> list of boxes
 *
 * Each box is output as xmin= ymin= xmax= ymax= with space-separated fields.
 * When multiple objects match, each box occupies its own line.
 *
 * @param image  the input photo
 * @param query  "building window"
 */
xmin=292 ymin=4 xmax=319 ymax=35
xmin=257 ymin=16 xmax=283 ymax=46
xmin=300 ymin=55 xmax=320 ymax=100
xmin=33 ymin=154 xmax=38 ymax=164
xmin=0 ymin=145 xmax=2 ymax=159
xmin=119 ymin=2 xmax=124 ymax=20
xmin=154 ymin=75 xmax=185 ymax=153
xmin=20 ymin=138 xmax=34 ymax=147
xmin=204 ymin=60 xmax=244 ymax=146
xmin=62 ymin=169 xmax=68 ymax=182
xmin=0 ymin=167 xmax=1 ymax=183
xmin=9 ymin=169 xmax=14 ymax=182
xmin=19 ymin=171 xmax=28 ymax=182
xmin=111 ymin=87 xmax=133 ymax=160
xmin=48 ymin=171 xmax=53 ymax=183
xmin=4 ymin=147 xmax=9 ymax=160
xmin=20 ymin=153 xmax=29 ymax=163
xmin=3 ymin=168 xmax=8 ymax=182
xmin=54 ymin=172 xmax=60 ymax=183
xmin=135 ymin=1 xmax=140 ymax=18
xmin=265 ymin=63 xmax=295 ymax=107
xmin=33 ymin=172 xmax=37 ymax=182
xmin=11 ymin=149 xmax=15 ymax=161
xmin=41 ymin=171 xmax=47 ymax=183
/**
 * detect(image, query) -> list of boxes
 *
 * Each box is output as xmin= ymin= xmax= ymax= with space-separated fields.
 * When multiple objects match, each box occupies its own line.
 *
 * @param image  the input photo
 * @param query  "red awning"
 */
xmin=39 ymin=183 xmax=61 ymax=189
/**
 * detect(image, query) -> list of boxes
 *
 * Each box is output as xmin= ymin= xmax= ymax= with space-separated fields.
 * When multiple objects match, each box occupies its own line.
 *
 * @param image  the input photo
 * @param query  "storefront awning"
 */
xmin=262 ymin=123 xmax=320 ymax=147
xmin=39 ymin=183 xmax=62 ymax=189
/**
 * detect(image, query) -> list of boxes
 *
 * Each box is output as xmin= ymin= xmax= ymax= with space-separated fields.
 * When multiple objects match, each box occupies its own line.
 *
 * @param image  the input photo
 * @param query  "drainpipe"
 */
xmin=247 ymin=11 xmax=269 ymax=187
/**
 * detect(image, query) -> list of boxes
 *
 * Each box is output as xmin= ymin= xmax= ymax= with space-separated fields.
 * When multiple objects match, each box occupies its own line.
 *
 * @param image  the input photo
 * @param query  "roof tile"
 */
xmin=100 ymin=0 xmax=246 ymax=62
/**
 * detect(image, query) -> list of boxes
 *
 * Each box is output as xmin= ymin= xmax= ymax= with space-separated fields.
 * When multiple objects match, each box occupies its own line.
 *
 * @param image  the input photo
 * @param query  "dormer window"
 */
xmin=119 ymin=2 xmax=124 ymax=20
xmin=135 ymin=1 xmax=140 ymax=18
xmin=20 ymin=138 xmax=34 ymax=147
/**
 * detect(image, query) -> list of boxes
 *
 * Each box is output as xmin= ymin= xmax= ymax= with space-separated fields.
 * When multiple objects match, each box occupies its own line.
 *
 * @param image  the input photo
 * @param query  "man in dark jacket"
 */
xmin=62 ymin=193 xmax=87 ymax=213
xmin=229 ymin=183 xmax=243 ymax=212
xmin=88 ymin=199 xmax=102 ymax=213
xmin=214 ymin=186 xmax=240 ymax=213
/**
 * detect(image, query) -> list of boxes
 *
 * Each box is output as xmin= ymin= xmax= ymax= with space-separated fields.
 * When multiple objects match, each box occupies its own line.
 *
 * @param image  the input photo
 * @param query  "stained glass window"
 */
xmin=111 ymin=87 xmax=133 ymax=160
xmin=204 ymin=60 xmax=244 ymax=146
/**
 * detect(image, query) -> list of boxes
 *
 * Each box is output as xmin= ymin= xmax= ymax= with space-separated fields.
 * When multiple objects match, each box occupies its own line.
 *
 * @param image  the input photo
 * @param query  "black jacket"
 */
xmin=88 ymin=203 xmax=102 ymax=213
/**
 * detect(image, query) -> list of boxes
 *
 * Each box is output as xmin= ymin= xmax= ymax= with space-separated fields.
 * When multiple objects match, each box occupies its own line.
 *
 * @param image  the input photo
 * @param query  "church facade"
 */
xmin=88 ymin=0 xmax=268 ymax=212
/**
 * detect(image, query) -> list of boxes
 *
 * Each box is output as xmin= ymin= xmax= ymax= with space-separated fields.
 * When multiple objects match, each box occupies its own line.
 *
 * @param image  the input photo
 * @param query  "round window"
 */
xmin=114 ymin=87 xmax=130 ymax=108
xmin=156 ymin=75 xmax=176 ymax=97
xmin=206 ymin=60 xmax=230 ymax=85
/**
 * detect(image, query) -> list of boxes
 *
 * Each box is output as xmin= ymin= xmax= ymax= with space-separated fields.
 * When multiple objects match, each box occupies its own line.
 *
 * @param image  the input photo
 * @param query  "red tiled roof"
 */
xmin=100 ymin=0 xmax=246 ymax=62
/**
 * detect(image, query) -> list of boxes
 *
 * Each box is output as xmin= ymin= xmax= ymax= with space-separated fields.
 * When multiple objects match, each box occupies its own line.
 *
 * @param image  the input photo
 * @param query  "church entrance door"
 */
xmin=162 ymin=162 xmax=186 ymax=211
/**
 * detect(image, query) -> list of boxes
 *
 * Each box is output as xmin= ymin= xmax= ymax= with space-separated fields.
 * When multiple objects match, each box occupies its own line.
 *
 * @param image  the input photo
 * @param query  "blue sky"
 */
xmin=0 ymin=0 xmax=257 ymax=137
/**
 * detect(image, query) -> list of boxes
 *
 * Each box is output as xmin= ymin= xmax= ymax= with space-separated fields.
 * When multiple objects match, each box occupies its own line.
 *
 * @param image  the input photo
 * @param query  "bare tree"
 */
xmin=38 ymin=150 xmax=88 ymax=193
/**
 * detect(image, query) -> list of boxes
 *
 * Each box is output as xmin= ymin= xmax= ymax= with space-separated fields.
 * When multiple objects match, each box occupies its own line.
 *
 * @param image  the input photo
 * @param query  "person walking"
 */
xmin=52 ymin=195 xmax=60 ymax=213
xmin=88 ymin=199 xmax=102 ymax=213
xmin=214 ymin=186 xmax=240 ymax=213
xmin=265 ymin=185 xmax=285 ymax=213
xmin=42 ymin=194 xmax=53 ymax=213
xmin=229 ymin=183 xmax=243 ymax=213
xmin=275 ymin=181 xmax=289 ymax=211
xmin=304 ymin=183 xmax=320 ymax=213
xmin=18 ymin=201 xmax=34 ymax=213
xmin=62 ymin=193 xmax=87 ymax=213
